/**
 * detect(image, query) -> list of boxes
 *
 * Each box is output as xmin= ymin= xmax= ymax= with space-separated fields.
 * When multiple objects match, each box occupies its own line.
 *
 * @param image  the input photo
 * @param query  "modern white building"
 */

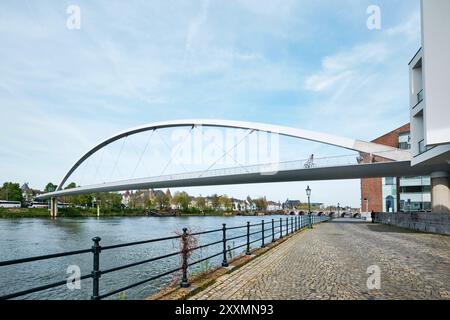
xmin=408 ymin=0 xmax=450 ymax=213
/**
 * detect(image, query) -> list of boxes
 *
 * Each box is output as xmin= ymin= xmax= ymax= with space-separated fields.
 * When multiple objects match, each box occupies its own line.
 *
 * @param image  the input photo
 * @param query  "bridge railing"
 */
xmin=132 ymin=150 xmax=401 ymax=184
xmin=0 ymin=215 xmax=329 ymax=300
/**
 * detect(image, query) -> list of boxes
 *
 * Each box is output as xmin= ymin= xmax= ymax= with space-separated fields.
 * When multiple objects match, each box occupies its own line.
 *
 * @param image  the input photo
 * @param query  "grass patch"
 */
xmin=0 ymin=207 xmax=148 ymax=218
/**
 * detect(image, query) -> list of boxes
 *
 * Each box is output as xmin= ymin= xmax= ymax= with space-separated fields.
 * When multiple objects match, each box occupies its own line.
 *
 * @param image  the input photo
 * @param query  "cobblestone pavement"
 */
xmin=190 ymin=219 xmax=450 ymax=300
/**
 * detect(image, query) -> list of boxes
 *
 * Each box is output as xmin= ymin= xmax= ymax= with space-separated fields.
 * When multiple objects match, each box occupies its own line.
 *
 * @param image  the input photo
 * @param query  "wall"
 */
xmin=421 ymin=0 xmax=450 ymax=146
xmin=360 ymin=124 xmax=410 ymax=212
xmin=375 ymin=212 xmax=450 ymax=236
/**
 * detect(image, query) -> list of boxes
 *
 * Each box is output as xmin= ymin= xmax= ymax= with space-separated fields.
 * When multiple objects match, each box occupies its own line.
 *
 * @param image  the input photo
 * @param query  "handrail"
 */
xmin=0 ymin=215 xmax=330 ymax=300
xmin=0 ymin=248 xmax=93 ymax=267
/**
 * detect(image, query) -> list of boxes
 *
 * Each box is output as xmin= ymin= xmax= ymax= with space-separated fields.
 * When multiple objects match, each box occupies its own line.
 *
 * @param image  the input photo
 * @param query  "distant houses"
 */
xmin=20 ymin=183 xmax=43 ymax=203
xmin=282 ymin=199 xmax=324 ymax=212
xmin=283 ymin=199 xmax=302 ymax=210
xmin=119 ymin=190 xmax=333 ymax=214
xmin=267 ymin=201 xmax=283 ymax=212
xmin=6 ymin=182 xmax=327 ymax=213
xmin=120 ymin=189 xmax=284 ymax=213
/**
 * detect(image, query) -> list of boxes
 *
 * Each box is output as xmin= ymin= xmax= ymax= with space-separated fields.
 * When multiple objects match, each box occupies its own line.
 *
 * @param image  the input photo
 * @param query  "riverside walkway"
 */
xmin=191 ymin=218 xmax=450 ymax=300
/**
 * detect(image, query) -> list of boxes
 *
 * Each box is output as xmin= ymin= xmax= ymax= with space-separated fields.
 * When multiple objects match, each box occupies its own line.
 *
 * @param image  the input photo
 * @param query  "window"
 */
xmin=399 ymin=142 xmax=410 ymax=150
xmin=398 ymin=133 xmax=411 ymax=150
xmin=385 ymin=177 xmax=395 ymax=186
xmin=400 ymin=186 xmax=431 ymax=193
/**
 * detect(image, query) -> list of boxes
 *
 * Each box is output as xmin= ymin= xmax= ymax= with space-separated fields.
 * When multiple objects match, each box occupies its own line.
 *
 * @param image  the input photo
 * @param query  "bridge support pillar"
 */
xmin=431 ymin=172 xmax=450 ymax=213
xmin=50 ymin=197 xmax=58 ymax=218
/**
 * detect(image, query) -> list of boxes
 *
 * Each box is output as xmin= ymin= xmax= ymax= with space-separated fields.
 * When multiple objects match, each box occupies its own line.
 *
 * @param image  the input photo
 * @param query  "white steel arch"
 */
xmin=56 ymin=119 xmax=411 ymax=190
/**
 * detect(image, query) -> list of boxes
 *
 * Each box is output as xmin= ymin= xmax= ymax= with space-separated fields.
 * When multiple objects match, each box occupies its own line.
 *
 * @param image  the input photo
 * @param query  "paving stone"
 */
xmin=190 ymin=219 xmax=450 ymax=300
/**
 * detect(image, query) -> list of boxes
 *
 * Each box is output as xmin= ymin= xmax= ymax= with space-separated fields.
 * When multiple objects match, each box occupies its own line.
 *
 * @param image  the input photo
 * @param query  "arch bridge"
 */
xmin=35 ymin=119 xmax=448 ymax=216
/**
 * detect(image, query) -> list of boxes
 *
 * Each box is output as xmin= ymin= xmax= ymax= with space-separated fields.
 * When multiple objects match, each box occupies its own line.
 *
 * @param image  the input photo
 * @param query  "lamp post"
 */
xmin=306 ymin=186 xmax=312 ymax=229
xmin=337 ymin=202 xmax=340 ymax=218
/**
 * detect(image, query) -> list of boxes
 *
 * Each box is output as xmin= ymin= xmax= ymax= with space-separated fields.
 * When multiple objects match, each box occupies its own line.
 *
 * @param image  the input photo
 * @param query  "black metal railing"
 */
xmin=0 ymin=215 xmax=329 ymax=300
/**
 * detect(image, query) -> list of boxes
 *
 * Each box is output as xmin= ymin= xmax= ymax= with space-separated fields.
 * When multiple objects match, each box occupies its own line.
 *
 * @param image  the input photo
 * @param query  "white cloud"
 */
xmin=0 ymin=0 xmax=423 ymax=207
xmin=305 ymin=42 xmax=389 ymax=92
xmin=386 ymin=12 xmax=421 ymax=41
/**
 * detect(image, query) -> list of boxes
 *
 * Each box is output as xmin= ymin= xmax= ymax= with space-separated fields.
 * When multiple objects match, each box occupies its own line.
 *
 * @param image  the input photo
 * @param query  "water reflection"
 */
xmin=0 ymin=216 xmax=284 ymax=300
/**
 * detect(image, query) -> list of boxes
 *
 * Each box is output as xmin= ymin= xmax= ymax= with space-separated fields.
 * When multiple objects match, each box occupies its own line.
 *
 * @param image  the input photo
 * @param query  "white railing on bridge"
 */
xmin=122 ymin=152 xmax=394 ymax=185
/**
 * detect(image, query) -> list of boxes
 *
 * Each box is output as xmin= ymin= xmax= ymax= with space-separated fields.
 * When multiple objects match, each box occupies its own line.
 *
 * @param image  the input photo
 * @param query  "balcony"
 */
xmin=418 ymin=140 xmax=427 ymax=154
xmin=417 ymin=89 xmax=424 ymax=104
xmin=413 ymin=89 xmax=424 ymax=109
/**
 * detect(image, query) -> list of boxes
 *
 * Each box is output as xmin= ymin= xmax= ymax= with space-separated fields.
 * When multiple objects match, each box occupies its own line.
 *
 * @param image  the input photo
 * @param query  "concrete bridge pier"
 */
xmin=431 ymin=171 xmax=450 ymax=213
xmin=50 ymin=197 xmax=58 ymax=218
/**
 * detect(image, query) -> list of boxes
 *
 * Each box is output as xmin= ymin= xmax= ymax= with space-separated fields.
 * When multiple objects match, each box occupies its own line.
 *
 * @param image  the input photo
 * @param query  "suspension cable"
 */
xmin=198 ymin=129 xmax=255 ymax=178
xmin=160 ymin=126 xmax=194 ymax=176
xmin=209 ymin=129 xmax=253 ymax=174
xmin=131 ymin=129 xmax=155 ymax=178
xmin=93 ymin=145 xmax=107 ymax=183
xmin=109 ymin=136 xmax=128 ymax=182
xmin=78 ymin=156 xmax=91 ymax=187
xmin=156 ymin=129 xmax=189 ymax=174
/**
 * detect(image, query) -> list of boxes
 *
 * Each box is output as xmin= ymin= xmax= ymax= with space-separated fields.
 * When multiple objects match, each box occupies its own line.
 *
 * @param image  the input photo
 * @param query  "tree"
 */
xmin=75 ymin=193 xmax=93 ymax=207
xmin=62 ymin=182 xmax=78 ymax=205
xmin=219 ymin=195 xmax=232 ymax=211
xmin=155 ymin=192 xmax=170 ymax=210
xmin=0 ymin=182 xmax=23 ymax=202
xmin=172 ymin=191 xmax=191 ymax=211
xmin=196 ymin=196 xmax=206 ymax=211
xmin=44 ymin=183 xmax=57 ymax=193
xmin=144 ymin=198 xmax=155 ymax=210
xmin=254 ymin=197 xmax=268 ymax=211
xmin=65 ymin=182 xmax=77 ymax=189
xmin=211 ymin=194 xmax=220 ymax=210
xmin=94 ymin=192 xmax=122 ymax=210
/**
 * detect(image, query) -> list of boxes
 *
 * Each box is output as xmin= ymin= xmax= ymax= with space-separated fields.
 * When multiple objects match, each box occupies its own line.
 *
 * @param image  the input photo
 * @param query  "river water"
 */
xmin=0 ymin=215 xmax=289 ymax=300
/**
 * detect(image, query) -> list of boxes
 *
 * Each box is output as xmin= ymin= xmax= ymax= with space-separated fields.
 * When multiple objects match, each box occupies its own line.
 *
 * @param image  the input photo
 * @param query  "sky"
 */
xmin=0 ymin=0 xmax=422 ymax=207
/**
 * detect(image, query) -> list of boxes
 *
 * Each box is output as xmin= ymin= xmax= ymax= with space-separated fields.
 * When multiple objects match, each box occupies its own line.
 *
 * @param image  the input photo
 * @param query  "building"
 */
xmin=283 ymin=199 xmax=301 ymax=210
xmin=408 ymin=0 xmax=450 ymax=213
xmin=361 ymin=124 xmax=431 ymax=213
xmin=20 ymin=183 xmax=43 ymax=203
xmin=267 ymin=201 xmax=282 ymax=212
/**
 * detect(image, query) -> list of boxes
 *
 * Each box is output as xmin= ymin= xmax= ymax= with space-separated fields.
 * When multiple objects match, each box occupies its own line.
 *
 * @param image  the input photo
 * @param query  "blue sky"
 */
xmin=0 ymin=0 xmax=422 ymax=207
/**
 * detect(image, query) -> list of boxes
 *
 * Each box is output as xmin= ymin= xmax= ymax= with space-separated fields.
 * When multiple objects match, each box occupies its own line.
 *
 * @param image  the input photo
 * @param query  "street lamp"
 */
xmin=306 ymin=186 xmax=312 ymax=229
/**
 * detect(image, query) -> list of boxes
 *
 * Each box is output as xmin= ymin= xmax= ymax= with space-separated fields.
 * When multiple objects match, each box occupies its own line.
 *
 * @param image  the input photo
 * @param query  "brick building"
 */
xmin=360 ymin=123 xmax=431 ymax=213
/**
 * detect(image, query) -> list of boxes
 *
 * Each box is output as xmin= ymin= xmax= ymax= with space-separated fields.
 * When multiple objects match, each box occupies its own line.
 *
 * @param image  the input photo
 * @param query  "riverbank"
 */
xmin=0 ymin=207 xmax=260 ymax=218
xmin=0 ymin=207 xmax=148 ymax=218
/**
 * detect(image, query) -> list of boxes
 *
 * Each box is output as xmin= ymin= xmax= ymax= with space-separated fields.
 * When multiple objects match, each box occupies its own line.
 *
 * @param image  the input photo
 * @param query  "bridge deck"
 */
xmin=190 ymin=219 xmax=450 ymax=300
xmin=37 ymin=161 xmax=449 ymax=199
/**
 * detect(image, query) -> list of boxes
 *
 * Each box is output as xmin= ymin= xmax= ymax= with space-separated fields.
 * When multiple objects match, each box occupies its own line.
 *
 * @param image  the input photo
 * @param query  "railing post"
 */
xmin=261 ymin=220 xmax=265 ymax=248
xmin=291 ymin=217 xmax=294 ymax=234
xmin=222 ymin=224 xmax=228 ymax=267
xmin=280 ymin=218 xmax=283 ymax=239
xmin=180 ymin=228 xmax=190 ymax=288
xmin=286 ymin=217 xmax=288 ymax=236
xmin=271 ymin=219 xmax=275 ymax=242
xmin=246 ymin=221 xmax=251 ymax=255
xmin=91 ymin=237 xmax=101 ymax=300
